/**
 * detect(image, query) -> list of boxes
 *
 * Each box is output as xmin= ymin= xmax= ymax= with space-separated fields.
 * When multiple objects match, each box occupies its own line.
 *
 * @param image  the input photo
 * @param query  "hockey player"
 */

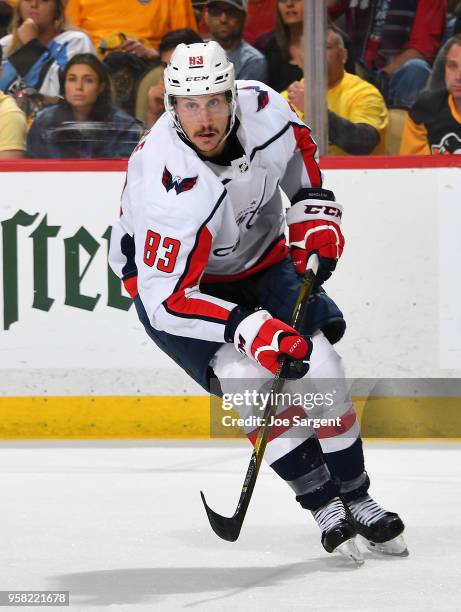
xmin=109 ymin=41 xmax=407 ymax=563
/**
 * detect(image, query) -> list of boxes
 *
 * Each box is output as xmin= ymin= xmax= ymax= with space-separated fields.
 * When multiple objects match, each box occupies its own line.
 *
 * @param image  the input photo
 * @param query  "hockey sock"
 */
xmin=269 ymin=435 xmax=340 ymax=510
xmin=322 ymin=437 xmax=371 ymax=502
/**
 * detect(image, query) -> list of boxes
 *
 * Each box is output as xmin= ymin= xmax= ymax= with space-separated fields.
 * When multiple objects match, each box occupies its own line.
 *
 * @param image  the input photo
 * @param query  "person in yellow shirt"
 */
xmin=400 ymin=35 xmax=461 ymax=155
xmin=0 ymin=90 xmax=26 ymax=158
xmin=0 ymin=43 xmax=26 ymax=158
xmin=282 ymin=26 xmax=389 ymax=156
xmin=65 ymin=0 xmax=198 ymax=57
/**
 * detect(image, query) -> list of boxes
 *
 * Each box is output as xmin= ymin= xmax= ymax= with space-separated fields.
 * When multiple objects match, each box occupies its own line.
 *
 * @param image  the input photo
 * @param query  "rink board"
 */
xmin=1 ymin=157 xmax=461 ymax=438
xmin=0 ymin=395 xmax=461 ymax=439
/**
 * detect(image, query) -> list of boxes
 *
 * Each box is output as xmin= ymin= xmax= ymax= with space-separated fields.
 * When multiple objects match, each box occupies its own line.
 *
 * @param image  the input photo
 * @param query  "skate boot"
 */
xmin=347 ymin=494 xmax=408 ymax=556
xmin=312 ymin=497 xmax=364 ymax=566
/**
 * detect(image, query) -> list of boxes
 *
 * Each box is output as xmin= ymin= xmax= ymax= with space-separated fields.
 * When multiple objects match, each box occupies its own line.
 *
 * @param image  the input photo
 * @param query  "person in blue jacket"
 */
xmin=27 ymin=53 xmax=143 ymax=158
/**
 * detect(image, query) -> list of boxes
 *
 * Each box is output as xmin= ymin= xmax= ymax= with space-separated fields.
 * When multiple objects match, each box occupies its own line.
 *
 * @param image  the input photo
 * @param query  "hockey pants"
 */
xmin=210 ymin=330 xmax=370 ymax=510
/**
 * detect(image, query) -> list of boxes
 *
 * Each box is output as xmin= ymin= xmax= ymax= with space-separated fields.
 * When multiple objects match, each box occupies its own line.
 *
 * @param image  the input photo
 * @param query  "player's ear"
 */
xmin=341 ymin=46 xmax=348 ymax=66
xmin=204 ymin=8 xmax=210 ymax=27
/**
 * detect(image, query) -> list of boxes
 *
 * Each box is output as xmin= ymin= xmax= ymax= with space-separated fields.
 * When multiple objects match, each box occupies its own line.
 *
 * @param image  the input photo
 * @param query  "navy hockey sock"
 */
xmin=322 ymin=437 xmax=370 ymax=502
xmin=270 ymin=436 xmax=340 ymax=510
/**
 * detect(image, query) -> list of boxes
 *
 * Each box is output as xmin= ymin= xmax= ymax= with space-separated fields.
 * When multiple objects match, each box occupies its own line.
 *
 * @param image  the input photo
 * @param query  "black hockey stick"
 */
xmin=200 ymin=253 xmax=319 ymax=541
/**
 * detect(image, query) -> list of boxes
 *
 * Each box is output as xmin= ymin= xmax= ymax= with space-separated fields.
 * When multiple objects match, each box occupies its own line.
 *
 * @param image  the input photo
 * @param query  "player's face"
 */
xmin=277 ymin=0 xmax=303 ymax=26
xmin=205 ymin=2 xmax=246 ymax=46
xmin=20 ymin=0 xmax=58 ymax=30
xmin=445 ymin=43 xmax=461 ymax=101
xmin=65 ymin=64 xmax=103 ymax=112
xmin=175 ymin=93 xmax=231 ymax=157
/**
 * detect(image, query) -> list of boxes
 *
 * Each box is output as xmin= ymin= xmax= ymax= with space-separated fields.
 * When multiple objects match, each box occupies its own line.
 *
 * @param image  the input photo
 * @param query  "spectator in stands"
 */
xmin=282 ymin=26 xmax=388 ymax=155
xmin=0 ymin=0 xmax=94 ymax=104
xmin=203 ymin=0 xmax=267 ymax=81
xmin=199 ymin=0 xmax=277 ymax=47
xmin=0 ymin=89 xmax=26 ymax=158
xmin=65 ymin=0 xmax=197 ymax=59
xmin=141 ymin=28 xmax=203 ymax=129
xmin=328 ymin=0 xmax=447 ymax=109
xmin=27 ymin=53 xmax=143 ymax=158
xmin=258 ymin=0 xmax=356 ymax=92
xmin=0 ymin=46 xmax=26 ymax=158
xmin=66 ymin=0 xmax=198 ymax=116
xmin=400 ymin=34 xmax=461 ymax=154
xmin=262 ymin=0 xmax=303 ymax=92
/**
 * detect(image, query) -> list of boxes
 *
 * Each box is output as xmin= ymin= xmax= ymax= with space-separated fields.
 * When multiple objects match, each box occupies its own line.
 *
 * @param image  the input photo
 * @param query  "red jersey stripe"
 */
xmin=315 ymin=408 xmax=357 ymax=439
xmin=123 ymin=276 xmax=138 ymax=299
xmin=165 ymin=225 xmax=231 ymax=322
xmin=292 ymin=124 xmax=322 ymax=188
xmin=246 ymin=405 xmax=357 ymax=446
xmin=247 ymin=405 xmax=308 ymax=445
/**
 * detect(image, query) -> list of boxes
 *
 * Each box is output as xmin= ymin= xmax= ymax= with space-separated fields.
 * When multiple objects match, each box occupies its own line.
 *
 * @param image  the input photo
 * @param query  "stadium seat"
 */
xmin=386 ymin=108 xmax=408 ymax=155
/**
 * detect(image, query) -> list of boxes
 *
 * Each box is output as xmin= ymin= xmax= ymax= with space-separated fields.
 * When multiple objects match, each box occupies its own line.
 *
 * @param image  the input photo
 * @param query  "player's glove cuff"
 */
xmin=224 ymin=305 xmax=264 ymax=344
xmin=317 ymin=255 xmax=337 ymax=283
xmin=231 ymin=309 xmax=273 ymax=357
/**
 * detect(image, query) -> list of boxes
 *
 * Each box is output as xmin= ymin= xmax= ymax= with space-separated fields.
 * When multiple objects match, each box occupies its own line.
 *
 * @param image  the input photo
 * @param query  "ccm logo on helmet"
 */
xmin=304 ymin=204 xmax=342 ymax=219
xmin=189 ymin=55 xmax=204 ymax=67
xmin=185 ymin=76 xmax=210 ymax=81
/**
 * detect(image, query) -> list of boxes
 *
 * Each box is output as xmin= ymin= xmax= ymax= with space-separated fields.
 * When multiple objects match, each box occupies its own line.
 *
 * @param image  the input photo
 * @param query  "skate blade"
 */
xmin=362 ymin=534 xmax=409 ymax=557
xmin=335 ymin=539 xmax=364 ymax=567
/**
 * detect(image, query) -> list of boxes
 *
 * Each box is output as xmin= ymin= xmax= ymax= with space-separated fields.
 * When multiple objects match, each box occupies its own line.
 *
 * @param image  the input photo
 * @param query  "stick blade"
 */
xmin=200 ymin=491 xmax=243 ymax=542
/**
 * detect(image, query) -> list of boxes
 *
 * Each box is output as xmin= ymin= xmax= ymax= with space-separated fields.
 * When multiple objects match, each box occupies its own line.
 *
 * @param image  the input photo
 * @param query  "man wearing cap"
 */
xmin=204 ymin=0 xmax=268 ymax=82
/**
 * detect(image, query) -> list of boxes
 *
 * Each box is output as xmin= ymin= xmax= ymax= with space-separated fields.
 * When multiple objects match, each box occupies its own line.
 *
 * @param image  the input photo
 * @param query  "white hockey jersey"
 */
xmin=109 ymin=81 xmax=324 ymax=344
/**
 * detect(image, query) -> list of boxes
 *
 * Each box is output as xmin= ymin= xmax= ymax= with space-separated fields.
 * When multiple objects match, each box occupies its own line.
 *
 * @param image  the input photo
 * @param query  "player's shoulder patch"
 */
xmin=162 ymin=166 xmax=198 ymax=195
xmin=237 ymin=79 xmax=297 ymax=127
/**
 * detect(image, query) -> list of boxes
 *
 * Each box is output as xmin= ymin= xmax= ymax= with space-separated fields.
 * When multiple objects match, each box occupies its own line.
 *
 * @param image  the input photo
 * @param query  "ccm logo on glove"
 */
xmin=304 ymin=204 xmax=342 ymax=219
xmin=287 ymin=188 xmax=345 ymax=282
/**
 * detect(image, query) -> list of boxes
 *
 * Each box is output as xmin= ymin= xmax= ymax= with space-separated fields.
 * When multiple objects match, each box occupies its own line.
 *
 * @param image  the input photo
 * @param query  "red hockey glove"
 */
xmin=287 ymin=189 xmax=344 ymax=282
xmin=230 ymin=309 xmax=313 ymax=378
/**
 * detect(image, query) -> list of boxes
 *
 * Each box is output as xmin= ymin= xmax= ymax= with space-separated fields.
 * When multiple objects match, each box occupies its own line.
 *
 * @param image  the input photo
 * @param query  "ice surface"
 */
xmin=0 ymin=440 xmax=459 ymax=611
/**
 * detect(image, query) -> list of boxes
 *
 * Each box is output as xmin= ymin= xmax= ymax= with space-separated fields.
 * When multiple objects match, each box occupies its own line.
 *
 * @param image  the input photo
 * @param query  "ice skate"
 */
xmin=312 ymin=497 xmax=364 ymax=566
xmin=347 ymin=494 xmax=409 ymax=556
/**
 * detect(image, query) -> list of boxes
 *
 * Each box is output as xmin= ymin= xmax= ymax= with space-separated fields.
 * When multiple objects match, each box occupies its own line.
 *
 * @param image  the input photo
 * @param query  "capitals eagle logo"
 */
xmin=162 ymin=166 xmax=198 ymax=194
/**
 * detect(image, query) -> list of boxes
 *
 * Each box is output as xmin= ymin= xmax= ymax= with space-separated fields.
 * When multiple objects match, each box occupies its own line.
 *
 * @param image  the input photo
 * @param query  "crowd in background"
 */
xmin=0 ymin=0 xmax=460 ymax=159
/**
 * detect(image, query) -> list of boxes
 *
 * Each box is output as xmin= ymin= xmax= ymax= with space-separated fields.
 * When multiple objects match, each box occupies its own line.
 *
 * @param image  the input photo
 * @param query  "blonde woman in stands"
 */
xmin=0 ymin=0 xmax=94 ymax=103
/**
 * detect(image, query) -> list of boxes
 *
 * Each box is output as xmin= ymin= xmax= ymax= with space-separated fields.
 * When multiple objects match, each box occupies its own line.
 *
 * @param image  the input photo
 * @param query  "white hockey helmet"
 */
xmin=164 ymin=41 xmax=237 ymax=143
